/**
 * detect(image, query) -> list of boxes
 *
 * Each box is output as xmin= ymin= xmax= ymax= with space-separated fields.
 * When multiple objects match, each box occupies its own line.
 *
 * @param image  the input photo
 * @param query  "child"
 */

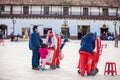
xmin=38 ymin=43 xmax=48 ymax=71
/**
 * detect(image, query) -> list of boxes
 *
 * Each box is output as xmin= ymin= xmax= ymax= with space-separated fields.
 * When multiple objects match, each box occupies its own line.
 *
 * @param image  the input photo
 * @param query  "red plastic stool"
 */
xmin=104 ymin=62 xmax=117 ymax=76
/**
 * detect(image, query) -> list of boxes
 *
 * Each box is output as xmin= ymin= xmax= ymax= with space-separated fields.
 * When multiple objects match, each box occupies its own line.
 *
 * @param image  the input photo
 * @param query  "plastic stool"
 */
xmin=104 ymin=62 xmax=117 ymax=76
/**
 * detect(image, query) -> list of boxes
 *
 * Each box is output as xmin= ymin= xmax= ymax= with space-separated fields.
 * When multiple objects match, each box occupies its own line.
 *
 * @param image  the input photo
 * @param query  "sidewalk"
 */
xmin=0 ymin=40 xmax=120 ymax=80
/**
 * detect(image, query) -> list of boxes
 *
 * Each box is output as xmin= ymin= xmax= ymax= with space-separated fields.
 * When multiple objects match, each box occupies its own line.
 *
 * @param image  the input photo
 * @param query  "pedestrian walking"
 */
xmin=29 ymin=25 xmax=41 ymax=70
xmin=10 ymin=32 xmax=14 ymax=41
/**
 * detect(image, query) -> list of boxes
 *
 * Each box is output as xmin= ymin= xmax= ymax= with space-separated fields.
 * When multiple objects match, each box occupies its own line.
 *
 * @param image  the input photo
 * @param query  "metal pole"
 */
xmin=13 ymin=22 xmax=15 ymax=33
xmin=12 ymin=19 xmax=16 ymax=33
xmin=113 ymin=21 xmax=117 ymax=33
xmin=115 ymin=24 xmax=116 ymax=32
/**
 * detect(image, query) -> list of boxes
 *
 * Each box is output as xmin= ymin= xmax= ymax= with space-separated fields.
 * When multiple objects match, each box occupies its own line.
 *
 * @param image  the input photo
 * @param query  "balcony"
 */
xmin=0 ymin=11 xmax=120 ymax=20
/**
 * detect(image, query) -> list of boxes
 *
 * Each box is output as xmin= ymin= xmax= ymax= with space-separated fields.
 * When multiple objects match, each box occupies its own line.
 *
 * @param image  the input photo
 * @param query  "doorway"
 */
xmin=43 ymin=28 xmax=52 ymax=37
xmin=22 ymin=27 xmax=30 ymax=36
xmin=77 ymin=25 xmax=90 ymax=39
xmin=100 ymin=28 xmax=108 ymax=34
xmin=0 ymin=24 xmax=7 ymax=35
xmin=100 ymin=27 xmax=108 ymax=40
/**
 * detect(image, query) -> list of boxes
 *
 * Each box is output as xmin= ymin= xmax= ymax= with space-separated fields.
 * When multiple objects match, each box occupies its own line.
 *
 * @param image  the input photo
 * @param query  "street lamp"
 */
xmin=12 ymin=18 xmax=16 ymax=33
xmin=63 ymin=19 xmax=70 ymax=38
xmin=113 ymin=21 xmax=117 ymax=32
xmin=63 ymin=19 xmax=68 ymax=28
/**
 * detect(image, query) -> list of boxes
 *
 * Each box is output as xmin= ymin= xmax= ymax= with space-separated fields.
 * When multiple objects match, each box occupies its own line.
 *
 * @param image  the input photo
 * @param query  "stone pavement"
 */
xmin=0 ymin=40 xmax=120 ymax=80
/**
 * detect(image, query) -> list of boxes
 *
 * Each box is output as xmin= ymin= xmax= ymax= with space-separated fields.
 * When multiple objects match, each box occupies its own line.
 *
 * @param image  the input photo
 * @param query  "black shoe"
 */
xmin=32 ymin=68 xmax=39 ymax=70
xmin=56 ymin=65 xmax=60 ymax=68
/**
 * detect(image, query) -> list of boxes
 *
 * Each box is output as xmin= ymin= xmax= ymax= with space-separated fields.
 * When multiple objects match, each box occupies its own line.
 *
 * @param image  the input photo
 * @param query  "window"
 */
xmin=0 ymin=5 xmax=5 ymax=12
xmin=44 ymin=6 xmax=49 ymax=15
xmin=103 ymin=8 xmax=108 ymax=16
xmin=23 ymin=6 xmax=29 ymax=15
xmin=63 ymin=7 xmax=69 ymax=15
xmin=83 ymin=8 xmax=88 ymax=15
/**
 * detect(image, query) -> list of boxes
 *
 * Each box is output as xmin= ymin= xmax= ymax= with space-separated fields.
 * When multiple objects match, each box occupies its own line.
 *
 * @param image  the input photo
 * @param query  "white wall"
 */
xmin=109 ymin=8 xmax=117 ymax=16
xmin=31 ymin=6 xmax=41 ymax=14
xmin=1 ymin=6 xmax=10 ymax=14
xmin=118 ymin=8 xmax=120 ymax=17
xmin=13 ymin=6 xmax=22 ymax=14
xmin=0 ymin=19 xmax=14 ymax=35
xmin=5 ymin=6 xmax=10 ymax=11
xmin=99 ymin=8 xmax=103 ymax=15
xmin=51 ymin=6 xmax=61 ymax=15
xmin=3 ymin=5 xmax=119 ymax=17
xmin=77 ymin=20 xmax=116 ymax=36
xmin=71 ymin=7 xmax=80 ymax=15
xmin=0 ymin=18 xmax=119 ymax=36
xmin=91 ymin=7 xmax=99 ymax=15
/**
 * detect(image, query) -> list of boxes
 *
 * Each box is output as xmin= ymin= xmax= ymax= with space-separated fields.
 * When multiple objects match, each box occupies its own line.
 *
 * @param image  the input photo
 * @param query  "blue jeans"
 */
xmin=32 ymin=50 xmax=40 ymax=68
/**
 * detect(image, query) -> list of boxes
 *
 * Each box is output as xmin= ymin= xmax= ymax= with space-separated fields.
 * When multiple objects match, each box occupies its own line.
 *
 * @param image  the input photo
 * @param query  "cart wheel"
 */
xmin=50 ymin=64 xmax=57 ymax=70
xmin=96 ymin=68 xmax=99 ymax=72
xmin=91 ymin=70 xmax=96 ymax=76
xmin=91 ymin=68 xmax=99 ymax=76
xmin=78 ymin=70 xmax=81 ymax=74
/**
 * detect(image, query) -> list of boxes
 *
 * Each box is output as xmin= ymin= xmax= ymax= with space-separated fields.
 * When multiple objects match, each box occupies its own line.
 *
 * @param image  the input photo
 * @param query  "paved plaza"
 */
xmin=0 ymin=39 xmax=120 ymax=80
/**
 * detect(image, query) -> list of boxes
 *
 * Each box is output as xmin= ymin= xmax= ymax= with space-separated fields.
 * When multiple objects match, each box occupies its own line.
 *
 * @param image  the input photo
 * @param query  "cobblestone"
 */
xmin=0 ymin=40 xmax=120 ymax=80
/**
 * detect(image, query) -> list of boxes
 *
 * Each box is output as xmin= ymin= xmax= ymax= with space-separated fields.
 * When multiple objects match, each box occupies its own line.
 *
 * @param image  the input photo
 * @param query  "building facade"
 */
xmin=0 ymin=0 xmax=120 ymax=39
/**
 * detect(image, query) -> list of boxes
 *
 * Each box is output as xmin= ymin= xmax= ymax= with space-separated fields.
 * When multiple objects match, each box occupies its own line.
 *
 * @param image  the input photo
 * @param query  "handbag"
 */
xmin=59 ymin=51 xmax=64 ymax=60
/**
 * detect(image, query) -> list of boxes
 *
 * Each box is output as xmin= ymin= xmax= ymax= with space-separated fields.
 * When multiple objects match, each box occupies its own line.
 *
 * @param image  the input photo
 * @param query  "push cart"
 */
xmin=45 ymin=36 xmax=62 ymax=69
xmin=78 ymin=37 xmax=103 ymax=76
xmin=45 ymin=36 xmax=69 ymax=69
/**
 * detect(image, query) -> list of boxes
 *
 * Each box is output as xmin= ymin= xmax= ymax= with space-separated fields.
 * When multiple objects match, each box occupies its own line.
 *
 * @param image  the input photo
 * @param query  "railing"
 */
xmin=0 ymin=11 xmax=120 ymax=20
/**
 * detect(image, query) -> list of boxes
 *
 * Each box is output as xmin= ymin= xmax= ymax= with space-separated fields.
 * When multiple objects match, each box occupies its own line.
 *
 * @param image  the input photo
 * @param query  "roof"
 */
xmin=0 ymin=0 xmax=120 ymax=7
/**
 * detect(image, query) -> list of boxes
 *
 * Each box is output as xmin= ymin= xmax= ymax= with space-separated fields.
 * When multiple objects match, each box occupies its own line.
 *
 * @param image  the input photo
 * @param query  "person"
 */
xmin=0 ymin=31 xmax=5 ymax=46
xmin=37 ymin=32 xmax=43 ymax=45
xmin=15 ymin=33 xmax=20 ymax=42
xmin=107 ymin=33 xmax=113 ymax=41
xmin=101 ymin=32 xmax=107 ymax=40
xmin=46 ymin=30 xmax=57 ymax=49
xmin=29 ymin=25 xmax=41 ymax=70
xmin=10 ymin=32 xmax=14 ymax=41
xmin=114 ymin=31 xmax=119 ymax=47
xmin=38 ymin=43 xmax=48 ymax=71
xmin=78 ymin=32 xmax=96 ymax=76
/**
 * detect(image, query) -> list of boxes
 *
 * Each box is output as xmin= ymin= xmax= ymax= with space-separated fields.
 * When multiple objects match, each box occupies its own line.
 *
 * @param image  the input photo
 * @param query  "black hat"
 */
xmin=41 ymin=43 xmax=48 ymax=48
